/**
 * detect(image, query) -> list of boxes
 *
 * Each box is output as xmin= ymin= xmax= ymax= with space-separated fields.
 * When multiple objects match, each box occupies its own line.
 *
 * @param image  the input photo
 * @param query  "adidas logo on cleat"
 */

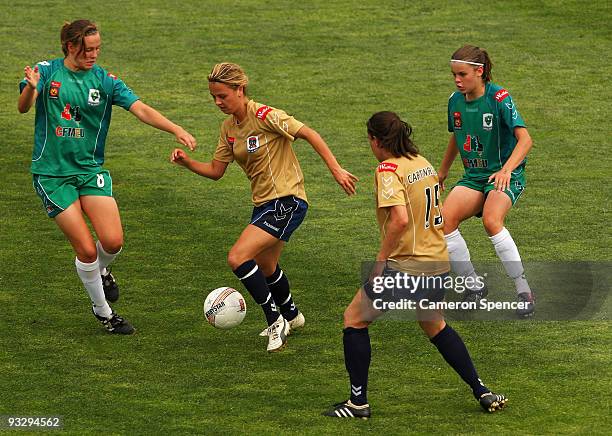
xmin=323 ymin=400 xmax=371 ymax=419
xmin=479 ymin=392 xmax=508 ymax=413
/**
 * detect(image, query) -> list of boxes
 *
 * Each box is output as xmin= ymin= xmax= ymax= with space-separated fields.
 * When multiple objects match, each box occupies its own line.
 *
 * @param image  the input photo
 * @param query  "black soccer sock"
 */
xmin=266 ymin=265 xmax=299 ymax=321
xmin=343 ymin=327 xmax=371 ymax=406
xmin=430 ymin=324 xmax=489 ymax=399
xmin=233 ymin=260 xmax=279 ymax=326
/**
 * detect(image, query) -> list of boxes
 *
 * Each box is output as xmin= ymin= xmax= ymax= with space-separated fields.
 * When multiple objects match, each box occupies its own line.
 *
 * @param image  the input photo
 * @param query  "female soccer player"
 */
xmin=438 ymin=45 xmax=535 ymax=317
xmin=171 ymin=62 xmax=357 ymax=352
xmin=18 ymin=20 xmax=196 ymax=334
xmin=324 ymin=112 xmax=506 ymax=419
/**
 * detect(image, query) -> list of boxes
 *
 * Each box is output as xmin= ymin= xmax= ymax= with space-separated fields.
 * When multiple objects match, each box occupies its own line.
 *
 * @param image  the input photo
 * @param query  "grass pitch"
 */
xmin=1 ymin=0 xmax=610 ymax=434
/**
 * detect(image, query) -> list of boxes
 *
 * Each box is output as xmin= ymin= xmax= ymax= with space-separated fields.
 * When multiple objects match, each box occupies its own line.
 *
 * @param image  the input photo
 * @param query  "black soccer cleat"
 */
xmin=93 ymin=309 xmax=135 ymax=335
xmin=479 ymin=392 xmax=508 ymax=413
xmin=463 ymin=283 xmax=488 ymax=304
xmin=101 ymin=269 xmax=119 ymax=303
xmin=516 ymin=292 xmax=535 ymax=318
xmin=323 ymin=400 xmax=371 ymax=419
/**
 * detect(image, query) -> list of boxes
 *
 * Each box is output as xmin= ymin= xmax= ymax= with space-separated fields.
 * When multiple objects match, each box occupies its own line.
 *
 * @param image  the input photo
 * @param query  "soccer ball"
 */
xmin=203 ymin=287 xmax=247 ymax=329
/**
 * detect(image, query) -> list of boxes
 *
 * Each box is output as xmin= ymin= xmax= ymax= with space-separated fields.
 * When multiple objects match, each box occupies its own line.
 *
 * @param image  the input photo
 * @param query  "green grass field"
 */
xmin=1 ymin=0 xmax=610 ymax=434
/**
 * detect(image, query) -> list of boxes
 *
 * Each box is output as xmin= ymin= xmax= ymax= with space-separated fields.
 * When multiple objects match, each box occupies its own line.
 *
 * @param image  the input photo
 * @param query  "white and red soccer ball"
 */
xmin=203 ymin=287 xmax=247 ymax=329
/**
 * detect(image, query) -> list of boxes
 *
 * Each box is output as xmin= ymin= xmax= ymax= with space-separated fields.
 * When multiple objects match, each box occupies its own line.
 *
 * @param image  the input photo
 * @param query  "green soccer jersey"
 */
xmin=19 ymin=58 xmax=139 ymax=176
xmin=447 ymin=82 xmax=526 ymax=179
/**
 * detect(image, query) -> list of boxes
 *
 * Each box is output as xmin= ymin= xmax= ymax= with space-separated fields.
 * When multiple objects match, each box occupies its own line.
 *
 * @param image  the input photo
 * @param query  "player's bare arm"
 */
xmin=129 ymin=101 xmax=197 ymax=150
xmin=170 ymin=149 xmax=228 ymax=180
xmin=294 ymin=125 xmax=358 ymax=195
xmin=18 ymin=65 xmax=40 ymax=113
xmin=438 ymin=135 xmax=459 ymax=191
xmin=376 ymin=205 xmax=409 ymax=262
xmin=487 ymin=127 xmax=532 ymax=192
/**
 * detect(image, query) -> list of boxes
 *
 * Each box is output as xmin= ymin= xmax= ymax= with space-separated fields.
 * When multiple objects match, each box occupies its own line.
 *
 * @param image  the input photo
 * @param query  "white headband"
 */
xmin=450 ymin=59 xmax=484 ymax=67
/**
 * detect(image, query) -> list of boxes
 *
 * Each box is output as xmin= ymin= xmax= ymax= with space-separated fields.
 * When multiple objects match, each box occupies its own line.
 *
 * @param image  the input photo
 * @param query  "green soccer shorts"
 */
xmin=32 ymin=171 xmax=113 ymax=218
xmin=455 ymin=166 xmax=526 ymax=205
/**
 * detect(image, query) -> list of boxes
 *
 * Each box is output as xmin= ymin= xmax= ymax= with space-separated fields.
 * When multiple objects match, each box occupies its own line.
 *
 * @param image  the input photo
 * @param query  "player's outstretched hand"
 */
xmin=332 ymin=167 xmax=359 ymax=196
xmin=170 ymin=148 xmax=190 ymax=167
xmin=175 ymin=128 xmax=197 ymax=151
xmin=488 ymin=168 xmax=511 ymax=192
xmin=23 ymin=65 xmax=40 ymax=89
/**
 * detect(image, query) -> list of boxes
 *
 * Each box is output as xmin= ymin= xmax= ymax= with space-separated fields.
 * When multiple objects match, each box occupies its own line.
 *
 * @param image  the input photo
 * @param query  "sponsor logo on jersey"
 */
xmin=377 ymin=162 xmax=398 ymax=172
xmin=60 ymin=104 xmax=82 ymax=122
xmin=49 ymin=81 xmax=61 ymax=99
xmin=494 ymin=89 xmax=509 ymax=102
xmin=482 ymin=113 xmax=493 ymax=131
xmin=227 ymin=136 xmax=235 ymax=148
xmin=462 ymin=157 xmax=488 ymax=168
xmin=88 ymin=89 xmax=101 ymax=106
xmin=55 ymin=126 xmax=85 ymax=138
xmin=247 ymin=135 xmax=260 ymax=153
xmin=256 ymin=105 xmax=273 ymax=120
xmin=453 ymin=111 xmax=462 ymax=129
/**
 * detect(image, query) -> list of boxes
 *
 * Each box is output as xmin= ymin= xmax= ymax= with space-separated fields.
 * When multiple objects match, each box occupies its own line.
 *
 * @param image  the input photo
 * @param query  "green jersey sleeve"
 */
xmin=492 ymin=87 xmax=526 ymax=131
xmin=97 ymin=68 xmax=139 ymax=110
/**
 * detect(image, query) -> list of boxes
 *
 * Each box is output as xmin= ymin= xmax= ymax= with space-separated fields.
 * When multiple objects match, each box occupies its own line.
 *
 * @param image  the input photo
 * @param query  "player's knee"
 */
xmin=100 ymin=239 xmax=123 ymax=255
xmin=442 ymin=211 xmax=460 ymax=234
xmin=76 ymin=246 xmax=98 ymax=264
xmin=482 ymin=214 xmax=504 ymax=236
xmin=418 ymin=319 xmax=446 ymax=339
xmin=227 ymin=250 xmax=246 ymax=271
xmin=343 ymin=307 xmax=369 ymax=329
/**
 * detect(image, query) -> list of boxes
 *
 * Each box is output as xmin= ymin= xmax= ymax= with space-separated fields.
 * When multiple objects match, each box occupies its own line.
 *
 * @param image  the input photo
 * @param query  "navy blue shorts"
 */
xmin=364 ymin=267 xmax=448 ymax=311
xmin=250 ymin=196 xmax=308 ymax=242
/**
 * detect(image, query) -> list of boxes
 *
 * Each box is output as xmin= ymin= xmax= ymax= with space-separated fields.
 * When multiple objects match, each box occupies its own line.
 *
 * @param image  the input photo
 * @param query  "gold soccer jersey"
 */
xmin=374 ymin=155 xmax=449 ymax=275
xmin=213 ymin=100 xmax=307 ymax=206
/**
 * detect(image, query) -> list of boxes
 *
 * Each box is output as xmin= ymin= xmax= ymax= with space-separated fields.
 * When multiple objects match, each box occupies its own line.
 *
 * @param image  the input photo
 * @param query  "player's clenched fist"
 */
xmin=170 ymin=148 xmax=190 ymax=167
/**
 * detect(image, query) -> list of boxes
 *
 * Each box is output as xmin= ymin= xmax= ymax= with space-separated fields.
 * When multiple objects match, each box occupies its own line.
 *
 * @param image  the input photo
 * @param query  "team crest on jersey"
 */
xmin=377 ymin=162 xmax=398 ymax=173
xmin=494 ymin=89 xmax=509 ymax=102
xmin=247 ymin=136 xmax=260 ymax=153
xmin=107 ymin=72 xmax=118 ymax=80
xmin=453 ymin=111 xmax=462 ymax=129
xmin=49 ymin=81 xmax=61 ymax=99
xmin=227 ymin=136 xmax=235 ymax=148
xmin=88 ymin=89 xmax=101 ymax=106
xmin=256 ymin=105 xmax=273 ymax=120
xmin=482 ymin=113 xmax=493 ymax=131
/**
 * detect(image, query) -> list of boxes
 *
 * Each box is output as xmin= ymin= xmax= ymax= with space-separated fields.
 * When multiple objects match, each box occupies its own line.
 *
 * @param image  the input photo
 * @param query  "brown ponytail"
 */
xmin=367 ymin=111 xmax=419 ymax=159
xmin=451 ymin=45 xmax=493 ymax=82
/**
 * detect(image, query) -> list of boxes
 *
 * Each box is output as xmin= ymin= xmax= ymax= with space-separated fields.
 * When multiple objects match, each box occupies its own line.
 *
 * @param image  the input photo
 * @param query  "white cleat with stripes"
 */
xmin=266 ymin=315 xmax=290 ymax=353
xmin=259 ymin=311 xmax=305 ymax=337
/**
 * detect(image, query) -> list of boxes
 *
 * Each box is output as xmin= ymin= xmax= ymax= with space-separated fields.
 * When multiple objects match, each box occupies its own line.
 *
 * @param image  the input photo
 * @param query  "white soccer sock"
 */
xmin=75 ymin=257 xmax=112 ymax=318
xmin=445 ymin=229 xmax=482 ymax=290
xmin=96 ymin=241 xmax=121 ymax=275
xmin=489 ymin=227 xmax=531 ymax=294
